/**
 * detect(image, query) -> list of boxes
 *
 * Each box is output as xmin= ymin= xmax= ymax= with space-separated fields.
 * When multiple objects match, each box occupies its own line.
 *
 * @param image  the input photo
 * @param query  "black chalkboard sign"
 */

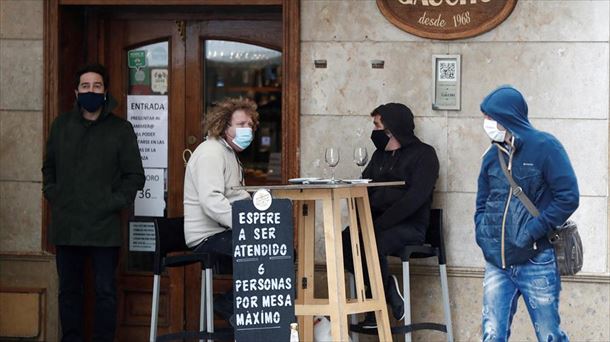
xmin=232 ymin=198 xmax=295 ymax=342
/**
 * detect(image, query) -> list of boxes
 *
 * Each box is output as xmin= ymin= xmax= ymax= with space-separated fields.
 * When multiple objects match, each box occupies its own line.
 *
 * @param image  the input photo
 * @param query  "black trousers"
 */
xmin=342 ymin=223 xmax=425 ymax=299
xmin=193 ymin=230 xmax=233 ymax=257
xmin=55 ymin=246 xmax=119 ymax=342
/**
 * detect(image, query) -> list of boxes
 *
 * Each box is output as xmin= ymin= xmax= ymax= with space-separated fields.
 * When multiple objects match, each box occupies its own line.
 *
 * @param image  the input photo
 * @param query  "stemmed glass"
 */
xmin=353 ymin=147 xmax=369 ymax=176
xmin=325 ymin=147 xmax=340 ymax=183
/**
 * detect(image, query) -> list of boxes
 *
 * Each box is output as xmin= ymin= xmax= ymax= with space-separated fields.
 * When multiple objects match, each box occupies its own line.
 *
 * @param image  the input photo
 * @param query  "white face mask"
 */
xmin=483 ymin=118 xmax=506 ymax=142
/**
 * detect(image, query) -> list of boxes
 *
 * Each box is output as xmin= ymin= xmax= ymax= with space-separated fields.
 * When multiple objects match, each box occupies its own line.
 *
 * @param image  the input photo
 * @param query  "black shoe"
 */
xmin=387 ymin=275 xmax=405 ymax=321
xmin=360 ymin=312 xmax=377 ymax=329
xmin=214 ymin=292 xmax=234 ymax=321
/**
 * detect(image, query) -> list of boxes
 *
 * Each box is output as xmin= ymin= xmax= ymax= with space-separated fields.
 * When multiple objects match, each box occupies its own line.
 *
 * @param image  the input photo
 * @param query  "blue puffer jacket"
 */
xmin=474 ymin=86 xmax=579 ymax=269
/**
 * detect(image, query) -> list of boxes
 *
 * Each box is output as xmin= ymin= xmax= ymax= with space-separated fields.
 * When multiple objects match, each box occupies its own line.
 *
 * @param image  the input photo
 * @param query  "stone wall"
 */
xmin=301 ymin=0 xmax=610 ymax=340
xmin=0 ymin=0 xmax=44 ymax=253
xmin=0 ymin=0 xmax=58 ymax=340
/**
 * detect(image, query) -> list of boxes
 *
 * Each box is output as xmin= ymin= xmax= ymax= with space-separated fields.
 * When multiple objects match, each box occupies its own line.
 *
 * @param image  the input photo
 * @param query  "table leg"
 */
xmin=296 ymin=200 xmax=315 ymax=342
xmin=322 ymin=194 xmax=349 ymax=341
xmin=347 ymin=197 xmax=366 ymax=302
xmin=355 ymin=194 xmax=393 ymax=341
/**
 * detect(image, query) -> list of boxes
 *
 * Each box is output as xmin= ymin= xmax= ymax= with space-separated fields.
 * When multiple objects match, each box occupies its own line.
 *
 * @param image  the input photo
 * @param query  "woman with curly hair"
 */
xmin=183 ymin=97 xmax=260 ymax=319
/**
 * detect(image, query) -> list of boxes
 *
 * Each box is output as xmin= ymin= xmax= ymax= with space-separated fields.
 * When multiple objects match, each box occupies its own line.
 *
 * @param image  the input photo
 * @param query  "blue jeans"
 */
xmin=482 ymin=248 xmax=568 ymax=342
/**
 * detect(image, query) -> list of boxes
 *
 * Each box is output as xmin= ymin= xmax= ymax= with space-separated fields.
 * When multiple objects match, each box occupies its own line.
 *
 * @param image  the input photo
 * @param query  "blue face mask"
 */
xmin=232 ymin=127 xmax=253 ymax=150
xmin=77 ymin=92 xmax=106 ymax=113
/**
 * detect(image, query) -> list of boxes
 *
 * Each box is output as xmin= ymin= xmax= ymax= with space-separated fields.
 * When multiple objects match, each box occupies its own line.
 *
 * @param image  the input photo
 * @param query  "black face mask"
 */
xmin=371 ymin=130 xmax=390 ymax=150
xmin=77 ymin=92 xmax=105 ymax=113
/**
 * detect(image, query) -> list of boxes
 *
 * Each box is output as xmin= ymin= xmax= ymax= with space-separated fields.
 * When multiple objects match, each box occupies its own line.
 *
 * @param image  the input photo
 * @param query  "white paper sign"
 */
xmin=134 ymin=168 xmax=165 ymax=217
xmin=151 ymin=69 xmax=168 ymax=94
xmin=129 ymin=221 xmax=156 ymax=252
xmin=128 ymin=95 xmax=168 ymax=168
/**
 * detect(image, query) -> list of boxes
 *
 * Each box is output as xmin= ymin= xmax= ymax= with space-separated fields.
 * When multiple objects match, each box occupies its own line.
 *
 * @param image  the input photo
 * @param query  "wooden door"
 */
xmin=101 ymin=11 xmax=285 ymax=341
xmin=104 ymin=19 xmax=187 ymax=341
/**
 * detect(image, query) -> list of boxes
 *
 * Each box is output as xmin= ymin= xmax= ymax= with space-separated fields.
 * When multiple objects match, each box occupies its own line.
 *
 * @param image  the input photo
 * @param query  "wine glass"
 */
xmin=325 ymin=147 xmax=340 ymax=183
xmin=353 ymin=147 xmax=369 ymax=176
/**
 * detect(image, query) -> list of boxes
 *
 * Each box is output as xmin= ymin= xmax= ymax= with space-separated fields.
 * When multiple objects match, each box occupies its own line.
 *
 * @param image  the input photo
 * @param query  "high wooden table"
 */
xmin=234 ymin=181 xmax=404 ymax=341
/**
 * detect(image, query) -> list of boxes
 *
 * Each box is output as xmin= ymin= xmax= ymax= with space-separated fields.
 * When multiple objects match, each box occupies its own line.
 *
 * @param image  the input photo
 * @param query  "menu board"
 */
xmin=232 ymin=198 xmax=295 ymax=341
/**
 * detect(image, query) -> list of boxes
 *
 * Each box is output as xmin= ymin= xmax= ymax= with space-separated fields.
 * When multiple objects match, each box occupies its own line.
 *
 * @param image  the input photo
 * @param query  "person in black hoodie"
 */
xmin=343 ymin=103 xmax=439 ymax=327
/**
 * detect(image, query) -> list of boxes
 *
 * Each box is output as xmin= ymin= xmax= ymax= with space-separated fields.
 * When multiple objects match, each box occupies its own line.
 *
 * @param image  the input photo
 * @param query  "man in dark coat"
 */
xmin=343 ymin=103 xmax=440 ymax=326
xmin=42 ymin=64 xmax=145 ymax=341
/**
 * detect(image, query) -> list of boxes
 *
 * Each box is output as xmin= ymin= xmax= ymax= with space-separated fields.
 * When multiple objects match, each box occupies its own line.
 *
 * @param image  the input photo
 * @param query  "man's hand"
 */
xmin=515 ymin=228 xmax=535 ymax=249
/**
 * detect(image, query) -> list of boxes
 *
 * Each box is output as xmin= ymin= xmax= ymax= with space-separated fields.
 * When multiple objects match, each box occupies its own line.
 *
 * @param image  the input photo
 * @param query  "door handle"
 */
xmin=187 ymin=135 xmax=198 ymax=145
xmin=182 ymin=149 xmax=193 ymax=167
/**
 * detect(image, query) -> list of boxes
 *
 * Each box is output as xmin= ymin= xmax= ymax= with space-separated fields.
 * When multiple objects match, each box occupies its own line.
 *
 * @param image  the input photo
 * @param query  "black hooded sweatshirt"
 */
xmin=363 ymin=103 xmax=439 ymax=240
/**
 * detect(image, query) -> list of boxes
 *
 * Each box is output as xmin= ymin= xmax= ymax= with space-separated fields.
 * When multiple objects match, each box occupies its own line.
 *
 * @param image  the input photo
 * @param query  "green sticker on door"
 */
xmin=128 ymin=50 xmax=147 ymax=68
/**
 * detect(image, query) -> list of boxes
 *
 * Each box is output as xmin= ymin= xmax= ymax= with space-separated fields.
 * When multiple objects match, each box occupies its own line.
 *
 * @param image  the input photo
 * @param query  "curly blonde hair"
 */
xmin=204 ymin=97 xmax=260 ymax=138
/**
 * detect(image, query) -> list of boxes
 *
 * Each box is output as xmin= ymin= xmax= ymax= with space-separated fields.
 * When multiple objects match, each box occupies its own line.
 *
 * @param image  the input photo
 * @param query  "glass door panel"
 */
xmin=126 ymin=41 xmax=169 ymax=273
xmin=203 ymin=40 xmax=282 ymax=185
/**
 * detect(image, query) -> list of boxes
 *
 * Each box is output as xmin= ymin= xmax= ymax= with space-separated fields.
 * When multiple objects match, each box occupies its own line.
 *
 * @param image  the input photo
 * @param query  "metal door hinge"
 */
xmin=176 ymin=20 xmax=186 ymax=42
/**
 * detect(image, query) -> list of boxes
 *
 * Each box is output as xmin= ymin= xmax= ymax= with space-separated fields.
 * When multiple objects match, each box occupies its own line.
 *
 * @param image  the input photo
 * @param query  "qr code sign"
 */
xmin=438 ymin=61 xmax=457 ymax=81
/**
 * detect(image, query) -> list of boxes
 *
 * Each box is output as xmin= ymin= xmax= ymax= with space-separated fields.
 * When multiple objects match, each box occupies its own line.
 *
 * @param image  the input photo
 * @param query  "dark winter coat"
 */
xmin=42 ymin=95 xmax=145 ymax=246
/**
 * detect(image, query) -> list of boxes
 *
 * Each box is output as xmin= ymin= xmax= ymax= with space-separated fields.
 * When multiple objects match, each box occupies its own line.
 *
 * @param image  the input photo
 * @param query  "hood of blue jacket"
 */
xmin=480 ymin=85 xmax=533 ymax=139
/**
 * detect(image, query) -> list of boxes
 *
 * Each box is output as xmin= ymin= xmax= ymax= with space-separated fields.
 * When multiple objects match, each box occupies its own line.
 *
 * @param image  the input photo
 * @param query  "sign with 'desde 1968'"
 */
xmin=377 ymin=0 xmax=517 ymax=40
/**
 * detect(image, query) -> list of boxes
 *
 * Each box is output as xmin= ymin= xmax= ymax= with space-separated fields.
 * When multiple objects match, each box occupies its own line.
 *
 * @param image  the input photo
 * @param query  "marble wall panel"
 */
xmin=301 ymin=0 xmax=423 ymax=43
xmin=447 ymin=117 xmax=608 ymax=196
xmin=302 ymin=1 xmax=609 ymax=43
xmin=301 ymin=42 xmax=449 ymax=117
xmin=452 ymin=42 xmax=609 ymax=120
xmin=0 ymin=181 xmax=42 ymax=252
xmin=569 ymin=196 xmax=609 ymax=273
xmin=0 ymin=111 xmax=43 ymax=182
xmin=442 ymin=192 xmax=484 ymax=268
xmin=471 ymin=0 xmax=610 ymax=43
xmin=531 ymin=118 xmax=608 ymax=197
xmin=447 ymin=117 xmax=489 ymax=193
xmin=445 ymin=117 xmax=607 ymax=195
xmin=0 ymin=40 xmax=43 ymax=111
xmin=414 ymin=116 xmax=449 ymax=192
xmin=300 ymin=115 xmax=374 ymax=180
xmin=0 ymin=0 xmax=44 ymax=39
xmin=301 ymin=43 xmax=610 ymax=120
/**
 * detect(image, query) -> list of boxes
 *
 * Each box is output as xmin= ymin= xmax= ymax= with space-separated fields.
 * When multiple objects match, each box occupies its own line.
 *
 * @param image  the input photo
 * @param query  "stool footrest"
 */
xmin=156 ymin=328 xmax=234 ymax=341
xmin=350 ymin=322 xmax=447 ymax=335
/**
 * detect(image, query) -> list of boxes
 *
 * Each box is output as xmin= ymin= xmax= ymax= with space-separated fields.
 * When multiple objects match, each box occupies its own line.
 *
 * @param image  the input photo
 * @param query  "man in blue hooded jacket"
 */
xmin=475 ymin=86 xmax=579 ymax=341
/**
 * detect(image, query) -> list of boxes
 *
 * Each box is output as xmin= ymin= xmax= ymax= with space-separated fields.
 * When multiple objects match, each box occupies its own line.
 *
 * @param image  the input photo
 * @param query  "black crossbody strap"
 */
xmin=496 ymin=147 xmax=540 ymax=218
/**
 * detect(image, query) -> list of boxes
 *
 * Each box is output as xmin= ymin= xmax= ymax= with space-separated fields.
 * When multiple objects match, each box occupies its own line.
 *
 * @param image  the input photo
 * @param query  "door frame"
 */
xmin=42 ymin=0 xmax=300 ymax=251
